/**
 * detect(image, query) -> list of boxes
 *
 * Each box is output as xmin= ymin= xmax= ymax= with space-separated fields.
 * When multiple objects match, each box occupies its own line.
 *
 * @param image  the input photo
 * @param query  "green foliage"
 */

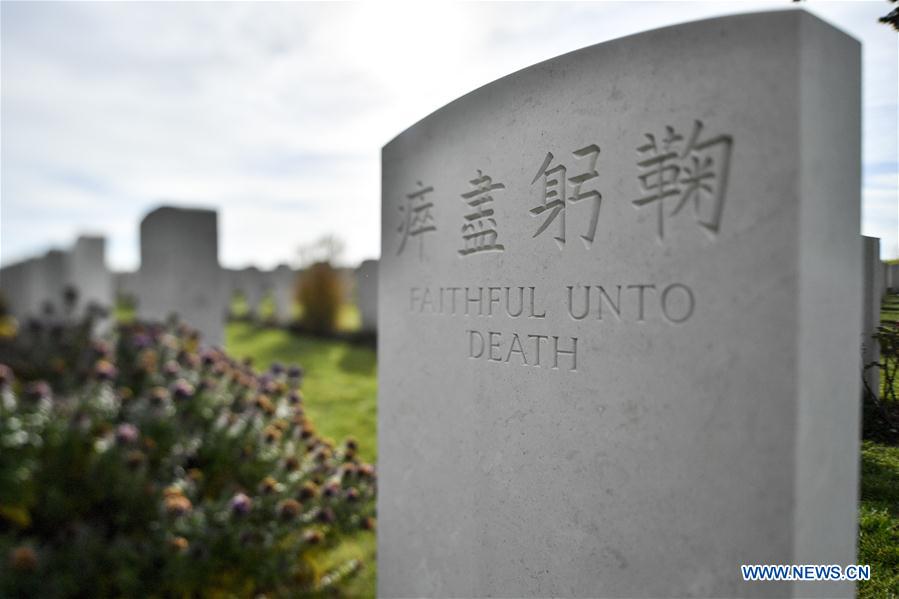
xmin=858 ymin=442 xmax=899 ymax=597
xmin=863 ymin=294 xmax=899 ymax=445
xmin=296 ymin=263 xmax=343 ymax=335
xmin=225 ymin=321 xmax=377 ymax=596
xmin=0 ymin=317 xmax=375 ymax=597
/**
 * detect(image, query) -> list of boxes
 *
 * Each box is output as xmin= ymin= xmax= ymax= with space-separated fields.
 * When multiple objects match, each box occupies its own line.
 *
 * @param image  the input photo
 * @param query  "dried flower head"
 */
xmin=126 ymin=450 xmax=145 ymax=470
xmin=94 ymin=359 xmax=118 ymax=381
xmin=278 ymin=498 xmax=302 ymax=521
xmin=263 ymin=425 xmax=283 ymax=444
xmin=9 ymin=546 xmax=38 ymax=572
xmin=169 ymin=536 xmax=189 ymax=553
xmin=259 ymin=476 xmax=279 ymax=495
xmin=164 ymin=494 xmax=192 ymax=517
xmin=149 ymin=386 xmax=169 ymax=406
xmin=303 ymin=530 xmax=323 ymax=545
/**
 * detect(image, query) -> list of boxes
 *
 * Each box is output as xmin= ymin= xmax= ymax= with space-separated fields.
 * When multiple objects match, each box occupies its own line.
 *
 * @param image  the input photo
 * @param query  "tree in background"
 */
xmin=297 ymin=262 xmax=342 ymax=335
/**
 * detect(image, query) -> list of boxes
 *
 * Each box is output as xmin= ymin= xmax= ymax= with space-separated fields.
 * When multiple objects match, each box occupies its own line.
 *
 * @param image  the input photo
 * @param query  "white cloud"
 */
xmin=2 ymin=1 xmax=896 ymax=270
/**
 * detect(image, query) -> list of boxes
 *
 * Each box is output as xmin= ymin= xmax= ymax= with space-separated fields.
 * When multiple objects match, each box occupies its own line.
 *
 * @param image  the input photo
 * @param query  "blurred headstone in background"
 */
xmin=138 ymin=206 xmax=224 ymax=346
xmin=356 ymin=259 xmax=378 ymax=333
xmin=863 ymin=236 xmax=882 ymax=398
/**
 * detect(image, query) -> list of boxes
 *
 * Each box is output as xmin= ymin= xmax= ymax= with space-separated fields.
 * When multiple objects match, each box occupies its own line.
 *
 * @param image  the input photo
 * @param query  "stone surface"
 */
xmin=38 ymin=250 xmax=70 ymax=314
xmin=238 ymin=267 xmax=266 ymax=317
xmin=355 ymin=259 xmax=378 ymax=332
xmin=138 ymin=207 xmax=223 ymax=346
xmin=889 ymin=263 xmax=899 ymax=292
xmin=270 ymin=264 xmax=297 ymax=322
xmin=69 ymin=235 xmax=113 ymax=316
xmin=0 ymin=258 xmax=41 ymax=321
xmin=379 ymin=11 xmax=860 ymax=598
xmin=862 ymin=236 xmax=881 ymax=397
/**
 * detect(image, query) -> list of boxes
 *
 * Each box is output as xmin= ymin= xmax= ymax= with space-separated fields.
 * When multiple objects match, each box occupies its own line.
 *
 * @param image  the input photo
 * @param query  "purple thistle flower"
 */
xmin=270 ymin=362 xmax=285 ymax=375
xmin=287 ymin=365 xmax=303 ymax=379
xmin=316 ymin=507 xmax=336 ymax=524
xmin=115 ymin=423 xmax=140 ymax=445
xmin=171 ymin=379 xmax=195 ymax=400
xmin=0 ymin=364 xmax=13 ymax=387
xmin=163 ymin=360 xmax=180 ymax=377
xmin=132 ymin=333 xmax=152 ymax=349
xmin=229 ymin=492 xmax=253 ymax=516
xmin=25 ymin=381 xmax=51 ymax=402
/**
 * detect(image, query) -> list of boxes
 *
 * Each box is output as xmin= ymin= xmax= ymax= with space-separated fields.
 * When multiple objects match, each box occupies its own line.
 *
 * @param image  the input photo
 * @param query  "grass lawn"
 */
xmin=858 ymin=441 xmax=899 ymax=597
xmin=857 ymin=293 xmax=899 ymax=597
xmin=226 ymin=321 xmax=376 ymax=598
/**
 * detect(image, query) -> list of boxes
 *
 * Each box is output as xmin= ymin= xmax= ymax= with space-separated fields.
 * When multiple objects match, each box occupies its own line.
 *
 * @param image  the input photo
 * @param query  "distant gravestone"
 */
xmin=889 ymin=263 xmax=899 ymax=293
xmin=69 ymin=235 xmax=113 ymax=316
xmin=138 ymin=207 xmax=223 ymax=346
xmin=0 ymin=259 xmax=37 ymax=321
xmin=238 ymin=267 xmax=266 ymax=318
xmin=356 ymin=259 xmax=378 ymax=333
xmin=271 ymin=264 xmax=296 ymax=323
xmin=862 ymin=236 xmax=881 ymax=397
xmin=39 ymin=250 xmax=70 ymax=314
xmin=379 ymin=11 xmax=861 ymax=598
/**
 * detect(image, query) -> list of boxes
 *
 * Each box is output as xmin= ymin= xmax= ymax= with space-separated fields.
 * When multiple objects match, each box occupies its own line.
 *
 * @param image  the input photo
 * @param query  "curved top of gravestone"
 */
xmin=384 ymin=9 xmax=853 ymax=149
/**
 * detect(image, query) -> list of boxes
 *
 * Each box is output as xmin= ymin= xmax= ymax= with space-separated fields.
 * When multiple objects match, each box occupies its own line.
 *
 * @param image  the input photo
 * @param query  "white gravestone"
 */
xmin=138 ymin=207 xmax=224 ymax=346
xmin=356 ymin=259 xmax=378 ymax=333
xmin=69 ymin=235 xmax=113 ymax=317
xmin=271 ymin=264 xmax=296 ymax=323
xmin=239 ymin=267 xmax=266 ymax=318
xmin=39 ymin=250 xmax=70 ymax=315
xmin=0 ymin=260 xmax=33 ymax=321
xmin=862 ymin=236 xmax=881 ymax=397
xmin=379 ymin=11 xmax=861 ymax=598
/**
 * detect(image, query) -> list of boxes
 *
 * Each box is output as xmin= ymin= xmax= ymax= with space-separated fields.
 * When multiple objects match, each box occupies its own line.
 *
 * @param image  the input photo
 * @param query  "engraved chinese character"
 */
xmin=633 ymin=120 xmax=733 ymax=240
xmin=530 ymin=144 xmax=602 ymax=249
xmin=459 ymin=170 xmax=505 ymax=256
xmin=397 ymin=181 xmax=436 ymax=258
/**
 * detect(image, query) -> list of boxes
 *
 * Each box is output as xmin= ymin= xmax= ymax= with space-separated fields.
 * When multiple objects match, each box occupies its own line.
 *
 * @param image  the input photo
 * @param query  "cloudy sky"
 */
xmin=1 ymin=1 xmax=896 ymax=270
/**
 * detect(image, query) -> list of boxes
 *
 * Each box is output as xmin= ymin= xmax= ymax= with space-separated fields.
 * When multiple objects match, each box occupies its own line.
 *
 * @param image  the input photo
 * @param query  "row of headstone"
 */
xmin=379 ymin=10 xmax=862 ymax=598
xmin=0 ymin=236 xmax=113 ymax=323
xmin=222 ymin=265 xmax=298 ymax=321
xmin=862 ymin=236 xmax=886 ymax=398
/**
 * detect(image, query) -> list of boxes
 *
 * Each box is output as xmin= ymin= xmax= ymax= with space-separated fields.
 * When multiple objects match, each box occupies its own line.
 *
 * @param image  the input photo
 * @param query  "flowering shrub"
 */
xmin=0 ymin=318 xmax=375 ymax=596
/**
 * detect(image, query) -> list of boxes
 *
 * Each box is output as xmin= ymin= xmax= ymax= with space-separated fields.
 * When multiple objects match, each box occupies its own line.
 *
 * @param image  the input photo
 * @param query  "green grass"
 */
xmin=856 ymin=293 xmax=899 ymax=596
xmin=858 ymin=442 xmax=899 ymax=598
xmin=882 ymin=293 xmax=899 ymax=324
xmin=225 ymin=321 xmax=376 ymax=597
